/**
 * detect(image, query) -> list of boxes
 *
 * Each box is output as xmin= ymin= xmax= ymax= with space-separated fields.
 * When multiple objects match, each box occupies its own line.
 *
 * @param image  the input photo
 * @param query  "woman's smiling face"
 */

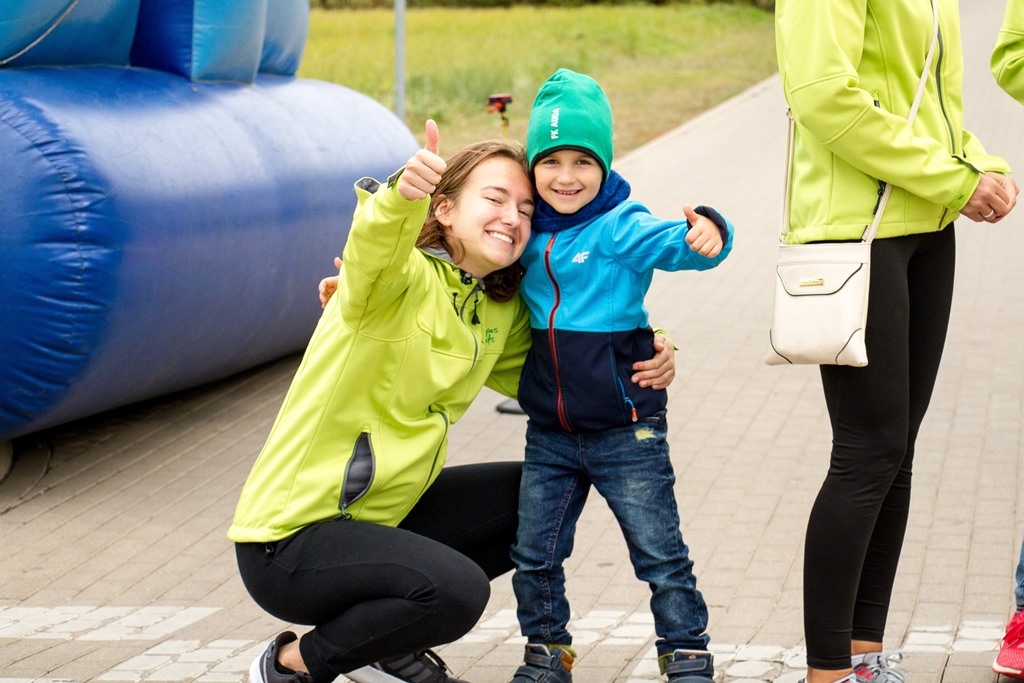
xmin=435 ymin=156 xmax=534 ymax=278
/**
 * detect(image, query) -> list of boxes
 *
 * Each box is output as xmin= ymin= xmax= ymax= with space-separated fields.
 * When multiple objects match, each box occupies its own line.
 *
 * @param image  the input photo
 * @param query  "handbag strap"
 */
xmin=780 ymin=0 xmax=940 ymax=244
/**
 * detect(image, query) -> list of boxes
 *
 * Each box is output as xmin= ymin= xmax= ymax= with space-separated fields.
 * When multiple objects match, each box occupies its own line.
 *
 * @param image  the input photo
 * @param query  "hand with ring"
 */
xmin=962 ymin=172 xmax=1018 ymax=222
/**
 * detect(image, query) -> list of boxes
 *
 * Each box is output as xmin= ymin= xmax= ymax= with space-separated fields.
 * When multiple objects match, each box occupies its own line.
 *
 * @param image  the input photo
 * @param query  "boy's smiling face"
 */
xmin=533 ymin=149 xmax=603 ymax=215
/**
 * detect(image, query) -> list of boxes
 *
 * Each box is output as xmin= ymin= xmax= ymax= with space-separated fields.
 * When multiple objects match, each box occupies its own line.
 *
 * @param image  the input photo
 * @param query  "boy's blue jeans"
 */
xmin=511 ymin=412 xmax=710 ymax=655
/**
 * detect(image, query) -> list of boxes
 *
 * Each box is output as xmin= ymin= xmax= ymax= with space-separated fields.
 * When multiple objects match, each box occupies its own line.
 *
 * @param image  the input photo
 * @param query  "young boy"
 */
xmin=508 ymin=68 xmax=733 ymax=683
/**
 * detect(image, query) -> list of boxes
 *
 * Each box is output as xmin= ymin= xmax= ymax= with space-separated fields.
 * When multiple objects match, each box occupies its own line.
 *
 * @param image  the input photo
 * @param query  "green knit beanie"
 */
xmin=526 ymin=68 xmax=614 ymax=177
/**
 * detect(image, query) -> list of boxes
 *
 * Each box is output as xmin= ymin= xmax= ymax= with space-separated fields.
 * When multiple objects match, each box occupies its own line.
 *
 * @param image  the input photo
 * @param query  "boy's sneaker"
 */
xmin=659 ymin=650 xmax=714 ymax=683
xmin=855 ymin=651 xmax=906 ymax=683
xmin=509 ymin=644 xmax=574 ymax=683
xmin=994 ymin=609 xmax=1024 ymax=678
xmin=250 ymin=632 xmax=314 ymax=683
xmin=373 ymin=650 xmax=470 ymax=683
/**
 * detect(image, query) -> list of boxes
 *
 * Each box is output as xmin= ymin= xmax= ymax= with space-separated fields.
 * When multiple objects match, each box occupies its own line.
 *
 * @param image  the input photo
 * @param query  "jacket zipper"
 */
xmin=455 ymin=279 xmax=483 ymax=317
xmin=452 ymin=280 xmax=483 ymax=366
xmin=338 ymin=432 xmax=375 ymax=520
xmin=934 ymin=28 xmax=954 ymax=154
xmin=871 ymin=98 xmax=887 ymax=216
xmin=543 ymin=235 xmax=572 ymax=432
xmin=932 ymin=22 xmax=953 ymax=229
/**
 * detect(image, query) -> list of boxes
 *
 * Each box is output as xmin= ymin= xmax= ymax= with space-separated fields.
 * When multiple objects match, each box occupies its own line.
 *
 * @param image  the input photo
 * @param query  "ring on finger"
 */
xmin=983 ymin=209 xmax=995 ymax=219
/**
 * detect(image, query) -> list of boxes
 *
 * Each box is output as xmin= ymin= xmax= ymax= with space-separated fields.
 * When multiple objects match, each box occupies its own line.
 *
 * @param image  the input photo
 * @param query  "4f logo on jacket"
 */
xmin=572 ymin=251 xmax=590 ymax=264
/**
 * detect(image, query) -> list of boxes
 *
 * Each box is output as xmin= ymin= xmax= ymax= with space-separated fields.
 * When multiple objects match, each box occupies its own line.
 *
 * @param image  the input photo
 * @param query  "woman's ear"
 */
xmin=434 ymin=196 xmax=453 ymax=227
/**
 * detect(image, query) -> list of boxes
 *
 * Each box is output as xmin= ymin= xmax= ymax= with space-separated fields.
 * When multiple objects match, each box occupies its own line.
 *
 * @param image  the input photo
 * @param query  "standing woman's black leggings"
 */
xmin=803 ymin=227 xmax=956 ymax=670
xmin=236 ymin=461 xmax=522 ymax=682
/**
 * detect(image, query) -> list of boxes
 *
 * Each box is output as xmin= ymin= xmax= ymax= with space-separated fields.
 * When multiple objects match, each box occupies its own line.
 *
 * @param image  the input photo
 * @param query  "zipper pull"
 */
xmin=624 ymin=397 xmax=637 ymax=423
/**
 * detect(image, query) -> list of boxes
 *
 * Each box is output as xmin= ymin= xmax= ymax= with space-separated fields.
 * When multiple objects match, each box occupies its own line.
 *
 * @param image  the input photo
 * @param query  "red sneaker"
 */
xmin=994 ymin=610 xmax=1024 ymax=679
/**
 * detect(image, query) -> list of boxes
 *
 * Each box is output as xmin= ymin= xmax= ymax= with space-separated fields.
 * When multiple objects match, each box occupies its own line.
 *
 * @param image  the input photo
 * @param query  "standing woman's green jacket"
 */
xmin=992 ymin=0 xmax=1024 ymax=103
xmin=776 ymin=0 xmax=1011 ymax=245
xmin=228 ymin=175 xmax=532 ymax=543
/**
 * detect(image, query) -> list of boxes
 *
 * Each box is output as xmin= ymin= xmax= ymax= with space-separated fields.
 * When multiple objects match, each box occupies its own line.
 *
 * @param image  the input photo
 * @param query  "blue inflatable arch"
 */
xmin=0 ymin=0 xmax=418 ymax=440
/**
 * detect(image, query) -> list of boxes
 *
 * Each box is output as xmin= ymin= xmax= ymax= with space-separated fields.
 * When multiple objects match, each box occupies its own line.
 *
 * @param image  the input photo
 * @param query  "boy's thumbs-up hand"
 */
xmin=398 ymin=120 xmax=448 ymax=201
xmin=683 ymin=203 xmax=724 ymax=258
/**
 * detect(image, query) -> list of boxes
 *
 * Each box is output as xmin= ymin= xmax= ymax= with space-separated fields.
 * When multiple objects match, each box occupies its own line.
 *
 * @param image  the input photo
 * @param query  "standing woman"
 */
xmin=775 ymin=3 xmax=1018 ymax=683
xmin=230 ymin=121 xmax=677 ymax=683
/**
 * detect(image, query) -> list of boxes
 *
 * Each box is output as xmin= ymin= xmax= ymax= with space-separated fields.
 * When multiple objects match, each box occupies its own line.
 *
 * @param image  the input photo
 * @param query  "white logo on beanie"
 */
xmin=550 ymin=108 xmax=559 ymax=139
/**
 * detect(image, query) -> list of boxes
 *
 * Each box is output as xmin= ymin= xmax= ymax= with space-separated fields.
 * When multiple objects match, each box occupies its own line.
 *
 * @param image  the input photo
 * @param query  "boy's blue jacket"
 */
xmin=517 ymin=197 xmax=733 ymax=433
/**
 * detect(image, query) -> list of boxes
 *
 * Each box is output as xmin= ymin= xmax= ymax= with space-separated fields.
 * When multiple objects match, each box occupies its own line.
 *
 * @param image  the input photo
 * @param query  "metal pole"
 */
xmin=395 ymin=0 xmax=405 ymax=120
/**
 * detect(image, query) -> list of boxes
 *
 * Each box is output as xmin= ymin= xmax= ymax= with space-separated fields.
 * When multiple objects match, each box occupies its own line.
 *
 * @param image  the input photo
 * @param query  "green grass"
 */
xmin=299 ymin=5 xmax=778 ymax=155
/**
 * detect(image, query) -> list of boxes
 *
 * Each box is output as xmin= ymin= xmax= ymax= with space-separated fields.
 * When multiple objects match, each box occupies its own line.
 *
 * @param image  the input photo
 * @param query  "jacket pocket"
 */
xmin=338 ymin=432 xmax=374 ymax=519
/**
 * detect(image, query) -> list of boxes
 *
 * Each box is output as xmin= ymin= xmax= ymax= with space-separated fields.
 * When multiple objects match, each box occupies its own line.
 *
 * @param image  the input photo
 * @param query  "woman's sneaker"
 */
xmin=372 ymin=650 xmax=470 ymax=683
xmin=797 ymin=673 xmax=862 ymax=683
xmin=509 ymin=644 xmax=574 ymax=683
xmin=659 ymin=650 xmax=714 ymax=683
xmin=994 ymin=609 xmax=1024 ymax=678
xmin=854 ymin=651 xmax=905 ymax=683
xmin=249 ymin=632 xmax=314 ymax=683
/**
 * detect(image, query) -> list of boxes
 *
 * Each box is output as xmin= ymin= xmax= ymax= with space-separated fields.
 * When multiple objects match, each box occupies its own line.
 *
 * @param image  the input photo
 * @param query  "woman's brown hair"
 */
xmin=415 ymin=139 xmax=529 ymax=303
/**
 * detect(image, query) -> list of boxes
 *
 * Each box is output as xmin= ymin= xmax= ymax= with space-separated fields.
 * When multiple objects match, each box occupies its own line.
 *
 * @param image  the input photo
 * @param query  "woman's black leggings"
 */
xmin=236 ymin=461 xmax=522 ymax=682
xmin=804 ymin=227 xmax=956 ymax=670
